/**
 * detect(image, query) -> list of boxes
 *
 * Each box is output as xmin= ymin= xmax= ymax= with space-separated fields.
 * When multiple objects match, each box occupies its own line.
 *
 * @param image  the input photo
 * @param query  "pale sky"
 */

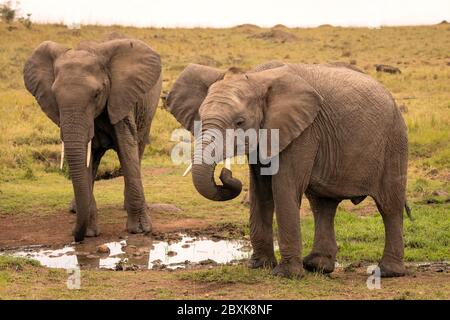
xmin=15 ymin=0 xmax=450 ymax=28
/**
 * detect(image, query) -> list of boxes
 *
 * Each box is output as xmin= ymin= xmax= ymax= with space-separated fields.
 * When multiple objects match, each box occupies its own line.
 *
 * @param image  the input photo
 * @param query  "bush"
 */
xmin=0 ymin=1 xmax=16 ymax=24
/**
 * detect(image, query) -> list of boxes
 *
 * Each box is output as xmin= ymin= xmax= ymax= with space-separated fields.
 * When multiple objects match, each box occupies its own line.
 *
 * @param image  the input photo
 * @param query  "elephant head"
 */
xmin=24 ymin=39 xmax=161 ymax=241
xmin=166 ymin=63 xmax=322 ymax=202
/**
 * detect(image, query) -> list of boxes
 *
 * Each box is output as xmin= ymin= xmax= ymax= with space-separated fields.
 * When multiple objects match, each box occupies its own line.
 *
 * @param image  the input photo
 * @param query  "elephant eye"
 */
xmin=235 ymin=118 xmax=245 ymax=127
xmin=93 ymin=89 xmax=101 ymax=99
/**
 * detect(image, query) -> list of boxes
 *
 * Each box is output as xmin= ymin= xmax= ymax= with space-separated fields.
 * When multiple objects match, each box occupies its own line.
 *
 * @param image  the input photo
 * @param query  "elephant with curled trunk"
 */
xmin=24 ymin=38 xmax=162 ymax=242
xmin=166 ymin=61 xmax=409 ymax=279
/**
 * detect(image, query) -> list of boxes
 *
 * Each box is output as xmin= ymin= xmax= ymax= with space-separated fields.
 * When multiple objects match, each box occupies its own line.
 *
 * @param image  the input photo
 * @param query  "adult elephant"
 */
xmin=24 ymin=38 xmax=162 ymax=242
xmin=166 ymin=62 xmax=409 ymax=279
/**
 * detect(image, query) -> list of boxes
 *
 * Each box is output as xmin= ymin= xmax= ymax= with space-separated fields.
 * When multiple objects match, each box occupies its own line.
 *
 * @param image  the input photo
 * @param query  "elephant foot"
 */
xmin=68 ymin=198 xmax=77 ymax=214
xmin=248 ymin=253 xmax=277 ymax=269
xmin=303 ymin=252 xmax=336 ymax=274
xmin=72 ymin=224 xmax=99 ymax=239
xmin=86 ymin=225 xmax=100 ymax=237
xmin=272 ymin=257 xmax=304 ymax=279
xmin=126 ymin=211 xmax=152 ymax=234
xmin=379 ymin=259 xmax=406 ymax=278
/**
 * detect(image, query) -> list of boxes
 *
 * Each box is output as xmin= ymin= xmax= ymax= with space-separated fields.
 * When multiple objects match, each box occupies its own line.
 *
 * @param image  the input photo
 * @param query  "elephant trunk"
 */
xmin=191 ymin=136 xmax=242 ymax=202
xmin=61 ymin=123 xmax=93 ymax=242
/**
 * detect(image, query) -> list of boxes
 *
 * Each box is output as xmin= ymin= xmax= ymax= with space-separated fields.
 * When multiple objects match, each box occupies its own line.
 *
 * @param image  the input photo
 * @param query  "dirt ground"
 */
xmin=1 ymin=258 xmax=449 ymax=300
xmin=0 ymin=208 xmax=213 ymax=248
xmin=0 ymin=209 xmax=448 ymax=300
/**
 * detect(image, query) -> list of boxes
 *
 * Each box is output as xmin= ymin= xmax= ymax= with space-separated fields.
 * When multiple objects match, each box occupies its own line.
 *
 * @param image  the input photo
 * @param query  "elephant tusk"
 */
xmin=86 ymin=140 xmax=91 ymax=168
xmin=60 ymin=141 xmax=65 ymax=170
xmin=224 ymin=157 xmax=232 ymax=170
xmin=182 ymin=163 xmax=192 ymax=177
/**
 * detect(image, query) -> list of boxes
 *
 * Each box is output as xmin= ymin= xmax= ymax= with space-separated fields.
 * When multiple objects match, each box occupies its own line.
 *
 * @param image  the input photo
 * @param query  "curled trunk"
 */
xmin=191 ymin=140 xmax=242 ymax=201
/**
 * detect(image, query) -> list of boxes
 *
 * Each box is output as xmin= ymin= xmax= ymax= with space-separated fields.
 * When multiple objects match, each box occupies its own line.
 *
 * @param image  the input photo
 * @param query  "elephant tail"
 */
xmin=404 ymin=202 xmax=413 ymax=221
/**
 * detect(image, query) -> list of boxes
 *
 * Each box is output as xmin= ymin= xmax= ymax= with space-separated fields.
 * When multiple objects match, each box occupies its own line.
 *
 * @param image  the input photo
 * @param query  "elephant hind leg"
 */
xmin=374 ymin=135 xmax=407 ymax=277
xmin=303 ymin=194 xmax=339 ymax=274
xmin=373 ymin=195 xmax=406 ymax=277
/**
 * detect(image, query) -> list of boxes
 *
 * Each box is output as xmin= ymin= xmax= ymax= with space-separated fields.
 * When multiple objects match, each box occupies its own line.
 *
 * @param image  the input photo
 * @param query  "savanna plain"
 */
xmin=0 ymin=21 xmax=449 ymax=299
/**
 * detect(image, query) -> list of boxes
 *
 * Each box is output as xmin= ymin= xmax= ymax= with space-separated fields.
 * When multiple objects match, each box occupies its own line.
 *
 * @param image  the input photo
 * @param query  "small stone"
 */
xmin=167 ymin=251 xmax=177 ymax=257
xmin=49 ymin=253 xmax=64 ymax=258
xmin=181 ymin=244 xmax=190 ymax=249
xmin=97 ymin=244 xmax=110 ymax=254
xmin=199 ymin=259 xmax=216 ymax=265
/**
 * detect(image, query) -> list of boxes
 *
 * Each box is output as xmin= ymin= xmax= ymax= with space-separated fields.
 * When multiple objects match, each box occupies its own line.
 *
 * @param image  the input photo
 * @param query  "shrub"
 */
xmin=0 ymin=1 xmax=16 ymax=24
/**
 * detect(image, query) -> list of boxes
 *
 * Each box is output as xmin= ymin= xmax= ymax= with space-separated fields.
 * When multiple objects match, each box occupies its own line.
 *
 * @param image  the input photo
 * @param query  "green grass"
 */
xmin=0 ymin=256 xmax=40 ymax=270
xmin=178 ymin=264 xmax=270 ymax=284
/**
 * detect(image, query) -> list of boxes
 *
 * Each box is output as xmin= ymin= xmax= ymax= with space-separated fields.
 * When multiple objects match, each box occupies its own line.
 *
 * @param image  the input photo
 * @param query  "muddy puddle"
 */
xmin=1 ymin=234 xmax=253 ymax=271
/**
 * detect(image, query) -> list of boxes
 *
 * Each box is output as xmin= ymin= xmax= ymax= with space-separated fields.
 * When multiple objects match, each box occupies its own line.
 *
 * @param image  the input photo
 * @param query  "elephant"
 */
xmin=166 ymin=61 xmax=409 ymax=279
xmin=24 ymin=37 xmax=162 ymax=242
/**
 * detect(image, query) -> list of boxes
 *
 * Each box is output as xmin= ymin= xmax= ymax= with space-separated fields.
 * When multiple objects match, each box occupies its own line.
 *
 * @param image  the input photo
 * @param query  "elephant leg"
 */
xmin=114 ymin=117 xmax=151 ymax=234
xmin=271 ymin=131 xmax=318 ymax=279
xmin=85 ymin=148 xmax=106 ymax=237
xmin=124 ymin=142 xmax=146 ymax=211
xmin=303 ymin=194 xmax=339 ymax=273
xmin=248 ymin=163 xmax=276 ymax=269
xmin=375 ymin=197 xmax=405 ymax=277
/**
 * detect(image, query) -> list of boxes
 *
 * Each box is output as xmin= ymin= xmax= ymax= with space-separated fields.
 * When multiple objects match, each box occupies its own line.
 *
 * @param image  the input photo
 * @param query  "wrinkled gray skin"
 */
xmin=24 ymin=38 xmax=162 ymax=242
xmin=166 ymin=61 xmax=408 ymax=279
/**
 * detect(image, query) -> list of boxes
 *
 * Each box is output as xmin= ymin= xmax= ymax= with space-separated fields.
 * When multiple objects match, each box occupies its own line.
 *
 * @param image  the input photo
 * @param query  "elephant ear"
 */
xmin=166 ymin=64 xmax=225 ymax=134
xmin=256 ymin=66 xmax=323 ymax=157
xmin=23 ymin=41 xmax=68 ymax=126
xmin=98 ymin=39 xmax=161 ymax=125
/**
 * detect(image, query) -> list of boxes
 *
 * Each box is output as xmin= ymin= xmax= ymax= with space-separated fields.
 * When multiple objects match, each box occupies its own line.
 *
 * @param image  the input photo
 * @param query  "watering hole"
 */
xmin=1 ymin=234 xmax=253 ymax=271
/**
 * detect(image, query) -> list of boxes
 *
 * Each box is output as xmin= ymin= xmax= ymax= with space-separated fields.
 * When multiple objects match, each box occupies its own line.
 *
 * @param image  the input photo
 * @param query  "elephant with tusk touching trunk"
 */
xmin=24 ymin=37 xmax=162 ymax=242
xmin=166 ymin=61 xmax=409 ymax=279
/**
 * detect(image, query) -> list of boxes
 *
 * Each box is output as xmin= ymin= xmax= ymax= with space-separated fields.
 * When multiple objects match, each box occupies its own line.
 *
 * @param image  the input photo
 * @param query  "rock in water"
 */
xmin=97 ymin=244 xmax=110 ymax=254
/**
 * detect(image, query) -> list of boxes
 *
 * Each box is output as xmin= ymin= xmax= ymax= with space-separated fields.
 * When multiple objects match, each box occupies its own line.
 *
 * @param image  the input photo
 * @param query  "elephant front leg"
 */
xmin=248 ymin=164 xmax=277 ymax=269
xmin=114 ymin=118 xmax=151 ymax=234
xmin=270 ymin=132 xmax=318 ymax=279
xmin=85 ymin=196 xmax=100 ymax=237
xmin=271 ymin=186 xmax=303 ymax=279
xmin=303 ymin=193 xmax=339 ymax=273
xmin=84 ymin=148 xmax=105 ymax=237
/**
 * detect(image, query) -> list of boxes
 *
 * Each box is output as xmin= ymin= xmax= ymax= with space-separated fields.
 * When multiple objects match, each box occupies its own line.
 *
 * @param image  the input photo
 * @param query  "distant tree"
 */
xmin=0 ymin=1 xmax=16 ymax=24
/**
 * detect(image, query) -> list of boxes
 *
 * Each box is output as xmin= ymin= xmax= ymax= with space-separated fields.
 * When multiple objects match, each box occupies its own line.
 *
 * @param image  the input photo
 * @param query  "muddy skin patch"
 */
xmin=0 ymin=234 xmax=252 ymax=271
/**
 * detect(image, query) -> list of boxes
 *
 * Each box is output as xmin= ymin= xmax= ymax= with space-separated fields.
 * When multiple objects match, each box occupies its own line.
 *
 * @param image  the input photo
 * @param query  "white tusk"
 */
xmin=60 ymin=141 xmax=65 ymax=170
xmin=86 ymin=140 xmax=91 ymax=168
xmin=182 ymin=163 xmax=192 ymax=177
xmin=224 ymin=157 xmax=232 ymax=170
